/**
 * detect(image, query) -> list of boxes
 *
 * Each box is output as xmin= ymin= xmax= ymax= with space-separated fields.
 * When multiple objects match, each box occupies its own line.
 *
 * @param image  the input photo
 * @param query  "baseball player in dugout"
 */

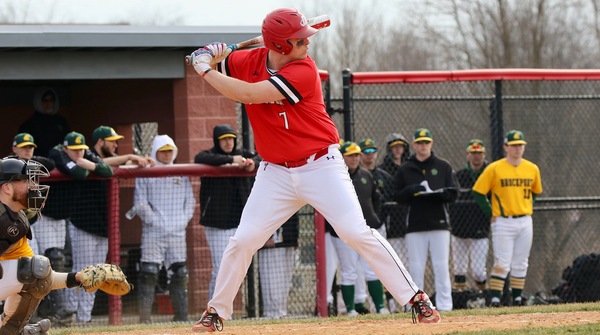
xmin=472 ymin=130 xmax=543 ymax=307
xmin=188 ymin=8 xmax=440 ymax=332
xmin=449 ymin=140 xmax=490 ymax=296
xmin=91 ymin=126 xmax=155 ymax=168
xmin=358 ymin=138 xmax=400 ymax=313
xmin=359 ymin=138 xmax=393 ymax=205
xmin=134 ymin=135 xmax=196 ymax=323
xmin=327 ymin=142 xmax=389 ymax=316
xmin=379 ymin=133 xmax=410 ymax=178
xmin=48 ymin=132 xmax=114 ymax=323
xmin=393 ymin=128 xmax=459 ymax=312
xmin=377 ymin=133 xmax=411 ymax=313
xmin=194 ymin=124 xmax=260 ymax=303
xmin=0 ymin=157 xmax=130 ymax=335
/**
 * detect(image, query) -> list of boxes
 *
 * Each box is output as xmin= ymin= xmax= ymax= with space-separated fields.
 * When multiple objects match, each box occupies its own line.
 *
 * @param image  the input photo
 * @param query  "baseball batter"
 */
xmin=472 ymin=130 xmax=543 ymax=307
xmin=188 ymin=8 xmax=440 ymax=332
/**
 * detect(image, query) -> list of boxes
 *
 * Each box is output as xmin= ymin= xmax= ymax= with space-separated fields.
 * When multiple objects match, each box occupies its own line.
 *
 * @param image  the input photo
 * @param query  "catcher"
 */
xmin=0 ymin=158 xmax=131 ymax=335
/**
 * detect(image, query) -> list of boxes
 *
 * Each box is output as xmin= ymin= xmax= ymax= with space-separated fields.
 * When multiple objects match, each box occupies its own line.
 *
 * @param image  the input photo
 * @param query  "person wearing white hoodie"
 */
xmin=134 ymin=134 xmax=196 ymax=323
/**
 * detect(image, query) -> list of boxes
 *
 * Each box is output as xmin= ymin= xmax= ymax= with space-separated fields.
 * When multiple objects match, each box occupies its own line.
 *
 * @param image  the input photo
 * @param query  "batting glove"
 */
xmin=205 ymin=42 xmax=229 ymax=64
xmin=189 ymin=47 xmax=213 ymax=75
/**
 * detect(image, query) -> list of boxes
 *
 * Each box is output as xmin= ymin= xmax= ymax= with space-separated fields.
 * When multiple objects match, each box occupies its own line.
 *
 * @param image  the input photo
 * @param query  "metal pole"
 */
xmin=241 ymin=105 xmax=250 ymax=151
xmin=491 ymin=80 xmax=504 ymax=161
xmin=342 ymin=69 xmax=353 ymax=142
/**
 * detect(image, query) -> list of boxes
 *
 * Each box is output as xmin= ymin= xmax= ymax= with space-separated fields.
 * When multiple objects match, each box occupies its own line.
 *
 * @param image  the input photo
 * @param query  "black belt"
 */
xmin=501 ymin=214 xmax=527 ymax=219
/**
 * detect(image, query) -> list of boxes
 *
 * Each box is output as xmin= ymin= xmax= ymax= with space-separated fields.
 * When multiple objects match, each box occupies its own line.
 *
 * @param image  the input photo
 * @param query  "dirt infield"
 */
xmin=73 ymin=310 xmax=600 ymax=335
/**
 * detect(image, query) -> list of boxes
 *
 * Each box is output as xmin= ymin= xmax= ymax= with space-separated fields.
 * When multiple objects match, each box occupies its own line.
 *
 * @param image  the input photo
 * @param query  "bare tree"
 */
xmin=416 ymin=0 xmax=598 ymax=69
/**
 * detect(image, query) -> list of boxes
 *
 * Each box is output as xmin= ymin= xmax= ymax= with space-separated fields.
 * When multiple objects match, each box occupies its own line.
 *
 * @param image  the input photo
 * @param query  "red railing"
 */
xmin=44 ymin=164 xmax=329 ymax=323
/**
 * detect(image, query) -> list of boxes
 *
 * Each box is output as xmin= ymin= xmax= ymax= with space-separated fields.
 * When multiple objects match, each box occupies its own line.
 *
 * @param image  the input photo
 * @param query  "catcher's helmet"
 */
xmin=0 ymin=158 xmax=50 ymax=211
xmin=262 ymin=8 xmax=318 ymax=55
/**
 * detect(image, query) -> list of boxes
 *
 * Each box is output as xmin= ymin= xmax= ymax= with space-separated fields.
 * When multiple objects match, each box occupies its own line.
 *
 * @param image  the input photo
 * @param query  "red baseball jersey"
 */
xmin=222 ymin=48 xmax=339 ymax=163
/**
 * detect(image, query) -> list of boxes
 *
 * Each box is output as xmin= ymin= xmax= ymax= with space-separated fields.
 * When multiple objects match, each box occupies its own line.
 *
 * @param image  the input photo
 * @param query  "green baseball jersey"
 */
xmin=472 ymin=158 xmax=542 ymax=217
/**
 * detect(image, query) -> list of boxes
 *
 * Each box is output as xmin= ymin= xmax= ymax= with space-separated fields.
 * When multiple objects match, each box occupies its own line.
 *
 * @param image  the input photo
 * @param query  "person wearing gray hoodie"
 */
xmin=134 ymin=134 xmax=196 ymax=323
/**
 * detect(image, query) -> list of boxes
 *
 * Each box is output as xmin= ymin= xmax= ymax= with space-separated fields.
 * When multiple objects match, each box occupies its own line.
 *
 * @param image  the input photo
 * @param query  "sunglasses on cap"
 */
xmin=362 ymin=148 xmax=377 ymax=154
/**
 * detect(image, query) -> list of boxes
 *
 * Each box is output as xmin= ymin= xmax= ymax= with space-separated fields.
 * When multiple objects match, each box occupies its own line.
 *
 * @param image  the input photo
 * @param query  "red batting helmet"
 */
xmin=262 ymin=8 xmax=318 ymax=55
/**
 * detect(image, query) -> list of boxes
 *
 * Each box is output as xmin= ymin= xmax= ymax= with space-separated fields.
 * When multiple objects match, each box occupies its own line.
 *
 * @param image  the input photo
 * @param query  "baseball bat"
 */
xmin=228 ymin=14 xmax=330 ymax=52
xmin=186 ymin=15 xmax=330 ymax=64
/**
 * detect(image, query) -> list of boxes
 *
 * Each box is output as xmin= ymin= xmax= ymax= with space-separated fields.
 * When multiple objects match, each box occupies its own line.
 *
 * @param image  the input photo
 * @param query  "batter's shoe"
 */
xmin=409 ymin=290 xmax=441 ymax=324
xmin=22 ymin=319 xmax=51 ymax=335
xmin=192 ymin=307 xmax=224 ymax=333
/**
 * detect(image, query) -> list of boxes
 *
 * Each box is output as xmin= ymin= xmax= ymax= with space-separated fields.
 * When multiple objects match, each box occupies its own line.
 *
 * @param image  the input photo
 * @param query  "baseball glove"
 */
xmin=79 ymin=263 xmax=132 ymax=296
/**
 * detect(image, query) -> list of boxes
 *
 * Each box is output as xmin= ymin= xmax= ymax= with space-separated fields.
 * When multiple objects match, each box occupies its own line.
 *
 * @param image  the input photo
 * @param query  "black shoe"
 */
xmin=327 ymin=302 xmax=337 ymax=317
xmin=355 ymin=303 xmax=370 ymax=315
xmin=490 ymin=301 xmax=501 ymax=307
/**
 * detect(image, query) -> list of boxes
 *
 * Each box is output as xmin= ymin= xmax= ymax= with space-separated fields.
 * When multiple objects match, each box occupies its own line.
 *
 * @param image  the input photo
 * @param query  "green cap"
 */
xmin=13 ymin=133 xmax=37 ymax=148
xmin=466 ymin=139 xmax=485 ymax=152
xmin=413 ymin=128 xmax=433 ymax=142
xmin=504 ymin=130 xmax=527 ymax=145
xmin=358 ymin=138 xmax=378 ymax=153
xmin=64 ymin=131 xmax=89 ymax=150
xmin=92 ymin=126 xmax=124 ymax=144
xmin=339 ymin=141 xmax=361 ymax=156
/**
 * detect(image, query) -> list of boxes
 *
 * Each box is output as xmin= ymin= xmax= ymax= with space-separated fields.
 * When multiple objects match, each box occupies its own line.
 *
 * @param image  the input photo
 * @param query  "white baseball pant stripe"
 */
xmin=491 ymin=216 xmax=533 ymax=278
xmin=209 ymin=145 xmax=419 ymax=319
xmin=406 ymin=230 xmax=453 ymax=311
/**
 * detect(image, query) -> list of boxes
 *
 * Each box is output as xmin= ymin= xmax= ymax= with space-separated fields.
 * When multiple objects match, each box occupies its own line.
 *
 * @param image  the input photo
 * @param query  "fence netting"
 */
xmin=344 ymin=70 xmax=600 ymax=304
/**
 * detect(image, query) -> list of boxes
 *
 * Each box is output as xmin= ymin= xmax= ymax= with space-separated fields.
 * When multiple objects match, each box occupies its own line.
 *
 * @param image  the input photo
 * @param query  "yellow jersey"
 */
xmin=472 ymin=158 xmax=542 ymax=217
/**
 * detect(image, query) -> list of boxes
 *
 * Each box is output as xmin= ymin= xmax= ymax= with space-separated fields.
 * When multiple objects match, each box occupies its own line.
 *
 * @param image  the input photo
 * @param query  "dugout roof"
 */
xmin=0 ymin=25 xmax=260 ymax=80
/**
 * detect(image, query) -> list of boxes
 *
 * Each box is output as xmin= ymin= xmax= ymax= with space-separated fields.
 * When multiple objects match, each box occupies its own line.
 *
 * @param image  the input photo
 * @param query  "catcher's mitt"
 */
xmin=79 ymin=263 xmax=132 ymax=296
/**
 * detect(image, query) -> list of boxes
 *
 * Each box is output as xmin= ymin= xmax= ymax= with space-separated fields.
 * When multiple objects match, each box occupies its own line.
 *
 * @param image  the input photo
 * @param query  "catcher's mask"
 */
xmin=0 ymin=158 xmax=50 ymax=211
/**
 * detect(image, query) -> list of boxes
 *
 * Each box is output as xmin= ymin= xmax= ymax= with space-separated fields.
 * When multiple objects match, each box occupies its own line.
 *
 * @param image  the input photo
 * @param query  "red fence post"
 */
xmin=314 ymin=210 xmax=328 ymax=317
xmin=106 ymin=177 xmax=122 ymax=325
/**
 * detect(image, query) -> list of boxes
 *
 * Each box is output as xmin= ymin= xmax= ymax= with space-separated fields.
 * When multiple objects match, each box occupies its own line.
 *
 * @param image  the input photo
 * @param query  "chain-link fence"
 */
xmin=30 ymin=69 xmax=600 ymax=328
xmin=334 ymin=69 xmax=600 ymax=303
